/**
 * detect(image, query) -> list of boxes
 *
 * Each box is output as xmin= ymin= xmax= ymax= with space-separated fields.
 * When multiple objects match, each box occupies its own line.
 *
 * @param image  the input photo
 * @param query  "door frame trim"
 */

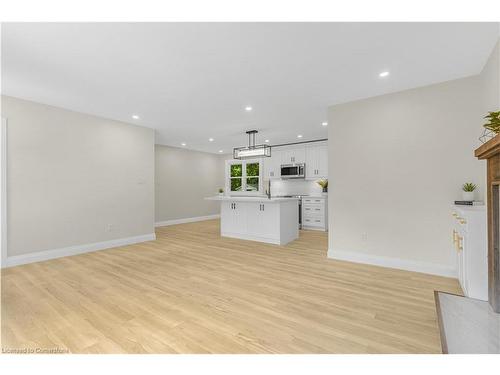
xmin=1 ymin=118 xmax=7 ymax=267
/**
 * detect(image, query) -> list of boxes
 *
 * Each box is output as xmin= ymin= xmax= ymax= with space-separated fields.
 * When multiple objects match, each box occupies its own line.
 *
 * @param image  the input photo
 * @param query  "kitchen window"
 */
xmin=226 ymin=159 xmax=262 ymax=195
xmin=230 ymin=163 xmax=243 ymax=192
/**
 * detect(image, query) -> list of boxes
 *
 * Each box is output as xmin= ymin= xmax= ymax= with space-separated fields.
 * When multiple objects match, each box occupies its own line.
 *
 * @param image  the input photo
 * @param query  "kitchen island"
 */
xmin=205 ymin=196 xmax=299 ymax=245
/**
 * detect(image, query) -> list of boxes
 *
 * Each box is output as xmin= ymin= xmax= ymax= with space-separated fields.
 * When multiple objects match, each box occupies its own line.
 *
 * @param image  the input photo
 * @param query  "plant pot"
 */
xmin=218 ymin=193 xmax=224 ymax=197
xmin=322 ymin=187 xmax=328 ymax=193
xmin=462 ymin=191 xmax=474 ymax=201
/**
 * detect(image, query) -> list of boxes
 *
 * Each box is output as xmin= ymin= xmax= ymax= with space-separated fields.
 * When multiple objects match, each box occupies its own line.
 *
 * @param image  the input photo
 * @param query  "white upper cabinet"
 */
xmin=263 ymin=149 xmax=282 ymax=179
xmin=305 ymin=143 xmax=328 ymax=179
xmin=317 ymin=144 xmax=328 ymax=178
xmin=258 ymin=143 xmax=328 ymax=181
xmin=281 ymin=147 xmax=305 ymax=164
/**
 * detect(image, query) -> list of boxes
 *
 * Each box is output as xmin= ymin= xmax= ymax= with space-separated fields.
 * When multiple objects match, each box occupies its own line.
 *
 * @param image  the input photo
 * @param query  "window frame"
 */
xmin=225 ymin=158 xmax=263 ymax=196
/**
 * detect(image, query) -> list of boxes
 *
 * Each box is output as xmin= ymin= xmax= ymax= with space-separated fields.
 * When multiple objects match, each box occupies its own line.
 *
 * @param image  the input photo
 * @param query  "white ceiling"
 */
xmin=2 ymin=22 xmax=499 ymax=154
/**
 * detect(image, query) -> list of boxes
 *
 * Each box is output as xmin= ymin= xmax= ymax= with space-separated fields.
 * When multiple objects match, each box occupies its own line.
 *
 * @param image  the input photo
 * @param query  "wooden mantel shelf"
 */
xmin=475 ymin=134 xmax=500 ymax=160
xmin=475 ymin=132 xmax=500 ymax=313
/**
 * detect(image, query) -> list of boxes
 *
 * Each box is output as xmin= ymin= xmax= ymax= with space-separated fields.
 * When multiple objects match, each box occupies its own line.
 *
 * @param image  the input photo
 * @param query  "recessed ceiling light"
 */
xmin=264 ymin=139 xmax=270 ymax=143
xmin=379 ymin=71 xmax=390 ymax=78
xmin=218 ymin=150 xmax=223 ymax=153
xmin=322 ymin=122 xmax=328 ymax=126
xmin=209 ymin=138 xmax=214 ymax=142
xmin=297 ymin=134 xmax=303 ymax=138
xmin=132 ymin=115 xmax=140 ymax=120
xmin=245 ymin=106 xmax=253 ymax=111
xmin=181 ymin=142 xmax=186 ymax=146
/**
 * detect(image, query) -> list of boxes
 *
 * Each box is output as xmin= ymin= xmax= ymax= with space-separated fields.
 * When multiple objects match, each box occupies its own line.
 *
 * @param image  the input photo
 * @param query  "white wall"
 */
xmin=2 ymin=96 xmax=155 ymax=262
xmin=327 ymin=75 xmax=487 ymax=277
xmin=155 ymin=145 xmax=225 ymax=224
xmin=480 ymin=39 xmax=500 ymax=113
xmin=1 ymin=118 xmax=6 ymax=267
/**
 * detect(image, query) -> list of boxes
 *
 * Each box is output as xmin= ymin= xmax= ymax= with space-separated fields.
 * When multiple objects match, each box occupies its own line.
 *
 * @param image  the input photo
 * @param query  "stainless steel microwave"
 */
xmin=280 ymin=163 xmax=305 ymax=179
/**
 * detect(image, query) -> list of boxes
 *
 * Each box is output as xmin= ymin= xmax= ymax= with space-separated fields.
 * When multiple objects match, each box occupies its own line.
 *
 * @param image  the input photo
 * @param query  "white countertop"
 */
xmin=205 ymin=195 xmax=299 ymax=202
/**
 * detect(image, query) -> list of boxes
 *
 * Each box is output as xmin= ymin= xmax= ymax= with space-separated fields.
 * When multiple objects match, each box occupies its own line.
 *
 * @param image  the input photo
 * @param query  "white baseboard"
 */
xmin=155 ymin=214 xmax=220 ymax=227
xmin=3 ymin=233 xmax=156 ymax=268
xmin=327 ymin=248 xmax=457 ymax=278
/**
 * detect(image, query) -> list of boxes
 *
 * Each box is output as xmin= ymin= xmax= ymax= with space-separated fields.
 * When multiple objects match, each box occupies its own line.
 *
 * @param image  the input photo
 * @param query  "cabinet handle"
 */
xmin=262 ymin=204 xmax=264 ymax=211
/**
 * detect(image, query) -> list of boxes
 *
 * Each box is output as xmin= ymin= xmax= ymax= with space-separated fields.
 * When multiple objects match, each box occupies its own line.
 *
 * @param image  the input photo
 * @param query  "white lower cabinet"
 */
xmin=451 ymin=206 xmax=488 ymax=301
xmin=221 ymin=201 xmax=247 ymax=235
xmin=246 ymin=202 xmax=279 ymax=239
xmin=220 ymin=199 xmax=298 ymax=245
xmin=302 ymin=197 xmax=328 ymax=231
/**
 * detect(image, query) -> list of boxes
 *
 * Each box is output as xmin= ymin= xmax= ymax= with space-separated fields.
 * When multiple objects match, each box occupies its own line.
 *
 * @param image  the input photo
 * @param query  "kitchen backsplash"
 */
xmin=270 ymin=179 xmax=324 ymax=197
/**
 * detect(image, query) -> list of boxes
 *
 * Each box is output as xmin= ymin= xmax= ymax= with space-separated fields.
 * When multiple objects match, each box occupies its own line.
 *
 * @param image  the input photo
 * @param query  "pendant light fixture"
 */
xmin=233 ymin=130 xmax=271 ymax=159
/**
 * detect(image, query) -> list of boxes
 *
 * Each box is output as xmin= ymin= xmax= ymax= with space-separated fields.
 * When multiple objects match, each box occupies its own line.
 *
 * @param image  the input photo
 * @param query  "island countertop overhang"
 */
xmin=205 ymin=196 xmax=299 ymax=202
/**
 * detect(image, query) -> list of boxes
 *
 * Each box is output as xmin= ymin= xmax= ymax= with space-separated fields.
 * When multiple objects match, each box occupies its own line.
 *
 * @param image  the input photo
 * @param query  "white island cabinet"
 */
xmin=206 ymin=196 xmax=299 ymax=245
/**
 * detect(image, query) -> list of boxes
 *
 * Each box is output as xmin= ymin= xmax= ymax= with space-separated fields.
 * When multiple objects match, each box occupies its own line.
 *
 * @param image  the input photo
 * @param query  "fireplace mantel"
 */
xmin=475 ymin=133 xmax=500 ymax=312
xmin=475 ymin=134 xmax=500 ymax=160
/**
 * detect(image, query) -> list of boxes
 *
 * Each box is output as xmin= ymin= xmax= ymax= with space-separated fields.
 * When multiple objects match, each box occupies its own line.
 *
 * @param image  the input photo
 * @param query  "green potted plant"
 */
xmin=316 ymin=179 xmax=328 ymax=194
xmin=480 ymin=111 xmax=500 ymax=143
xmin=218 ymin=187 xmax=224 ymax=197
xmin=462 ymin=182 xmax=477 ymax=201
xmin=484 ymin=111 xmax=500 ymax=134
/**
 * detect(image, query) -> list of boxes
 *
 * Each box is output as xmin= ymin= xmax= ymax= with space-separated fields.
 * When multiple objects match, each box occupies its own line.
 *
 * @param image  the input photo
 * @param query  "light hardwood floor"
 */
xmin=1 ymin=219 xmax=461 ymax=353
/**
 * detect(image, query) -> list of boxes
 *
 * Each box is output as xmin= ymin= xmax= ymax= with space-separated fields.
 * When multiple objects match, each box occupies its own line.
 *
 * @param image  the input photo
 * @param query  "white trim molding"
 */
xmin=1 ymin=118 xmax=7 ymax=268
xmin=155 ymin=214 xmax=220 ymax=227
xmin=3 ymin=233 xmax=156 ymax=268
xmin=327 ymin=248 xmax=457 ymax=278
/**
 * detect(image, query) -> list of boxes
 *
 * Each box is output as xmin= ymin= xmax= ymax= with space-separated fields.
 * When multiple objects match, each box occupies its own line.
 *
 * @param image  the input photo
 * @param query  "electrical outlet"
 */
xmin=106 ymin=224 xmax=114 ymax=232
xmin=361 ymin=233 xmax=368 ymax=241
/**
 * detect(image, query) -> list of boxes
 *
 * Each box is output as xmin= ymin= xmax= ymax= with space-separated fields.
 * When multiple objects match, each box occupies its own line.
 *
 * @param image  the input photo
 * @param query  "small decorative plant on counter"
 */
xmin=218 ymin=188 xmax=224 ymax=196
xmin=462 ymin=182 xmax=477 ymax=201
xmin=480 ymin=111 xmax=500 ymax=143
xmin=317 ymin=179 xmax=328 ymax=193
